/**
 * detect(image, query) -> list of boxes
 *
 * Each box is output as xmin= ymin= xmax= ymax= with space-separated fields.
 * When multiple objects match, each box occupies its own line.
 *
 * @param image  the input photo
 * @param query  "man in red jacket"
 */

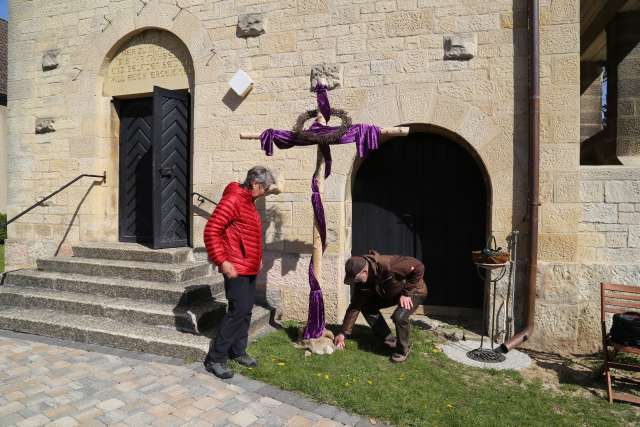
xmin=203 ymin=166 xmax=276 ymax=379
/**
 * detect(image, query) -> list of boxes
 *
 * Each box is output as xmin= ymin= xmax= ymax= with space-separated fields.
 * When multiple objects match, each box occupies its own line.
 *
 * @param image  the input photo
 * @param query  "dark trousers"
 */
xmin=362 ymin=295 xmax=424 ymax=355
xmin=207 ymin=275 xmax=256 ymax=364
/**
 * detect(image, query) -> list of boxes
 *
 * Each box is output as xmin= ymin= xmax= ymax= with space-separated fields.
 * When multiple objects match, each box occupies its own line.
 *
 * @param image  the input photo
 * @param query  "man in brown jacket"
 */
xmin=334 ymin=250 xmax=428 ymax=363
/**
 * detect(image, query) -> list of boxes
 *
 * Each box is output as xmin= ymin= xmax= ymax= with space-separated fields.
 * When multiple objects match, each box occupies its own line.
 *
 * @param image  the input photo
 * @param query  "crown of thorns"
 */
xmin=292 ymin=108 xmax=352 ymax=145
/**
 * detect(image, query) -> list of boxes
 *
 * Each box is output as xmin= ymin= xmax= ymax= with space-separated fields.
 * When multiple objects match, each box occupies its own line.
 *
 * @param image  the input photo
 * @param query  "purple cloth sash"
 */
xmin=259 ymin=84 xmax=381 ymax=339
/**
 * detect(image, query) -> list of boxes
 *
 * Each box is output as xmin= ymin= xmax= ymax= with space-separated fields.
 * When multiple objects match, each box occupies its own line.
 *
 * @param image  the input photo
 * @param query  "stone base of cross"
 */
xmin=240 ymin=85 xmax=409 ymax=348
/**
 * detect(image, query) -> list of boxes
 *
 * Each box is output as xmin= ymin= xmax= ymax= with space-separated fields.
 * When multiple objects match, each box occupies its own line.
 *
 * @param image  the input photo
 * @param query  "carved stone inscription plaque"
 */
xmin=104 ymin=30 xmax=192 ymax=96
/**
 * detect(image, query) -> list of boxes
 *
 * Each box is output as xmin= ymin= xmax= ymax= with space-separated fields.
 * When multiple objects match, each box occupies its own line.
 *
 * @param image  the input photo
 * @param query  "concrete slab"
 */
xmin=441 ymin=340 xmax=532 ymax=370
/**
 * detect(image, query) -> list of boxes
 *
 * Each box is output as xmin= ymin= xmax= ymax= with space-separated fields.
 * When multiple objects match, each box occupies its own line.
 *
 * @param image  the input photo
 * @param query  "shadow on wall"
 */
xmin=54 ymin=180 xmax=103 ymax=257
xmin=222 ymin=89 xmax=248 ymax=112
xmin=259 ymin=202 xmax=312 ymax=281
xmin=195 ymin=196 xmax=309 ymax=279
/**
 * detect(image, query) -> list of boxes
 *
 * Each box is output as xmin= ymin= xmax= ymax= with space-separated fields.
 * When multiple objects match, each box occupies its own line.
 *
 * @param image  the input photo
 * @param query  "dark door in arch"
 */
xmin=116 ymin=86 xmax=191 ymax=248
xmin=352 ymin=132 xmax=487 ymax=308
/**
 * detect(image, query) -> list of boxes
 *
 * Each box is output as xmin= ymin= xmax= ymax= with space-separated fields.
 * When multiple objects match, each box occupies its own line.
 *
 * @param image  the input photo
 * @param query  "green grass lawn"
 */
xmin=0 ymin=244 xmax=4 ymax=272
xmin=235 ymin=323 xmax=639 ymax=427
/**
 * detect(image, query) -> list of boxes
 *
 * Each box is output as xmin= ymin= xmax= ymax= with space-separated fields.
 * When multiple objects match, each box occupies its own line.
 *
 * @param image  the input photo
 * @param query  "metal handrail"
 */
xmin=192 ymin=192 xmax=218 ymax=206
xmin=5 ymin=172 xmax=107 ymax=226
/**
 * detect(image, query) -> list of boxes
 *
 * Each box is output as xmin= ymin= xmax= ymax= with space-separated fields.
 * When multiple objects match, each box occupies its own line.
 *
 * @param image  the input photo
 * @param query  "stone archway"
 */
xmin=103 ymin=29 xmax=194 ymax=97
xmin=63 ymin=0 xmax=212 ymax=245
xmin=351 ymin=125 xmax=492 ymax=312
xmin=103 ymin=29 xmax=194 ymax=248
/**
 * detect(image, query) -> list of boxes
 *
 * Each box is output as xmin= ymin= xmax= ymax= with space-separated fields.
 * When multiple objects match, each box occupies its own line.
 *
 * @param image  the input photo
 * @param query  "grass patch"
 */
xmin=0 ymin=244 xmax=4 ymax=273
xmin=236 ymin=323 xmax=638 ymax=427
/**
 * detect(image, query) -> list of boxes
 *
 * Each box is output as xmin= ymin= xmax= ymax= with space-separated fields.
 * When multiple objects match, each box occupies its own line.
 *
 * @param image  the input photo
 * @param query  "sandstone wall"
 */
xmin=5 ymin=0 xmax=590 ymax=348
xmin=533 ymin=166 xmax=640 ymax=353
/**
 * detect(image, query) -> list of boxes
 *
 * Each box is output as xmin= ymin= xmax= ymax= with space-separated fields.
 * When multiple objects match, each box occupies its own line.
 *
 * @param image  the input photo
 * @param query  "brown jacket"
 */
xmin=340 ymin=251 xmax=427 ymax=335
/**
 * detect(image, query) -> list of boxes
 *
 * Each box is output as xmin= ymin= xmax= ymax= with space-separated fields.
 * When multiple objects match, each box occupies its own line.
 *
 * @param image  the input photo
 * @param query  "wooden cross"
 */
xmin=241 ymin=103 xmax=409 ymax=336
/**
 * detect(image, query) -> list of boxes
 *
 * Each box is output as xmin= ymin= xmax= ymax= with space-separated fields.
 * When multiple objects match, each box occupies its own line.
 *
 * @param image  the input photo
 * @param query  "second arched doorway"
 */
xmin=352 ymin=131 xmax=490 ymax=310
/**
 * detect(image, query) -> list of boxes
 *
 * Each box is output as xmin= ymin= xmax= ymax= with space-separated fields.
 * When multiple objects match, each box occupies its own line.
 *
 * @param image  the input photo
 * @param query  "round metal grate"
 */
xmin=466 ymin=349 xmax=506 ymax=363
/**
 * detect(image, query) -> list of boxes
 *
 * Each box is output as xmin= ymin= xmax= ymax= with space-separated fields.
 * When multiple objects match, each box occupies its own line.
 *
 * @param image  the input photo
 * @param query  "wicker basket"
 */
xmin=472 ymin=250 xmax=510 ymax=265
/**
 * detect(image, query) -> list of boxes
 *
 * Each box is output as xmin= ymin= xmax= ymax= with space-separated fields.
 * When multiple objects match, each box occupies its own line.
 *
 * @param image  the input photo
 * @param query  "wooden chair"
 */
xmin=601 ymin=282 xmax=640 ymax=405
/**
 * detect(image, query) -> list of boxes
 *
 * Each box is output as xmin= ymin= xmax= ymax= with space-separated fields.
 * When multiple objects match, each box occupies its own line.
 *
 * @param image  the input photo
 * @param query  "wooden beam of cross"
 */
xmin=240 ymin=90 xmax=410 ymax=340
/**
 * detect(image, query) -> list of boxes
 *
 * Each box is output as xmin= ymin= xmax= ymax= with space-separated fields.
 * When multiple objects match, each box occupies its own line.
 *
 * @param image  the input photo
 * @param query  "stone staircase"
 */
xmin=0 ymin=242 xmax=272 ymax=360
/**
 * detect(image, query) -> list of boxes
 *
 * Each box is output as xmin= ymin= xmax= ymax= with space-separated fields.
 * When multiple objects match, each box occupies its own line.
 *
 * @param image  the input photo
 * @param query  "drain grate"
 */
xmin=466 ymin=348 xmax=506 ymax=363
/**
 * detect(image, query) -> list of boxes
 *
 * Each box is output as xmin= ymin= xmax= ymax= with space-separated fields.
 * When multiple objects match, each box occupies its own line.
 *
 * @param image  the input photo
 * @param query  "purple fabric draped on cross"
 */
xmin=259 ymin=84 xmax=381 ymax=340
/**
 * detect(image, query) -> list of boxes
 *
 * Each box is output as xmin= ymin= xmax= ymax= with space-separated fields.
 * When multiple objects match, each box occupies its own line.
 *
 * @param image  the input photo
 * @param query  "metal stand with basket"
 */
xmin=468 ymin=235 xmax=515 ymax=363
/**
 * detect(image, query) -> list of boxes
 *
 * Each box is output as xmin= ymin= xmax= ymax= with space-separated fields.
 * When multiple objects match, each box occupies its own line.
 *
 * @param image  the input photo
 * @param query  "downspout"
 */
xmin=500 ymin=0 xmax=540 ymax=353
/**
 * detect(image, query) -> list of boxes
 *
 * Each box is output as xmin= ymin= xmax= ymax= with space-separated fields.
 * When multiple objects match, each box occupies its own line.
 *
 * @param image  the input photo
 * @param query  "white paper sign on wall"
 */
xmin=228 ymin=69 xmax=254 ymax=97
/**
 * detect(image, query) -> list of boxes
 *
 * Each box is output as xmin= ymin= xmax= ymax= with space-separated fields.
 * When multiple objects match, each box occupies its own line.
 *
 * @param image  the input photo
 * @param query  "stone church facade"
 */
xmin=3 ymin=0 xmax=640 ymax=354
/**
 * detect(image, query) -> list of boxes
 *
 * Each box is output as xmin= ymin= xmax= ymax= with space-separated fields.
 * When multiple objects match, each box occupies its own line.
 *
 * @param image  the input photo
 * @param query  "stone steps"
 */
xmin=0 ymin=243 xmax=274 ymax=361
xmin=3 ymin=270 xmax=224 ymax=305
xmin=36 ymin=256 xmax=211 ymax=283
xmin=72 ymin=242 xmax=194 ymax=264
xmin=0 ymin=305 xmax=272 ymax=360
xmin=0 ymin=286 xmax=227 ymax=333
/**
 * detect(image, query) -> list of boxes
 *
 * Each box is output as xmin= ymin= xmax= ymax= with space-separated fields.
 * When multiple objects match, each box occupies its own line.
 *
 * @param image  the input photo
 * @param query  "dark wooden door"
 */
xmin=151 ymin=86 xmax=190 ymax=249
xmin=118 ymin=97 xmax=154 ymax=243
xmin=352 ymin=133 xmax=487 ymax=308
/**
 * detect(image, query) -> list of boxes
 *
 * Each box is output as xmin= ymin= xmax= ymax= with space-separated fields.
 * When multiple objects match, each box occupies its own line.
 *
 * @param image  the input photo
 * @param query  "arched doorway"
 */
xmin=352 ymin=131 xmax=489 ymax=310
xmin=104 ymin=29 xmax=194 ymax=249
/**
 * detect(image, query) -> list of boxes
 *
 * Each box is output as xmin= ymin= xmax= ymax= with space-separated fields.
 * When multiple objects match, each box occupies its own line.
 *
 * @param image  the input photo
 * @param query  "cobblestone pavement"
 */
xmin=0 ymin=331 xmax=383 ymax=427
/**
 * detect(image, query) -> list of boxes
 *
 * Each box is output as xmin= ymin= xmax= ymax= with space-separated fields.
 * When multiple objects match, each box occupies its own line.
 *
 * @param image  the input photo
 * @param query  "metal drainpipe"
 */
xmin=500 ymin=0 xmax=540 ymax=353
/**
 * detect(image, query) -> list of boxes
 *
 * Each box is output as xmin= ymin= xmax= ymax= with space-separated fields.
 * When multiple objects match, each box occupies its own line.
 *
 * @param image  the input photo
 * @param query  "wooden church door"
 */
xmin=117 ymin=86 xmax=190 ymax=249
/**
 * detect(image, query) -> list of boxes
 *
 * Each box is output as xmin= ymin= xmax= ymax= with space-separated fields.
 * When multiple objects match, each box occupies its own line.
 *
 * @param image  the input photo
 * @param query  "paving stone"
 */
xmin=198 ymin=407 xmax=229 ymax=425
xmin=193 ymin=396 xmax=223 ymax=411
xmin=228 ymin=409 xmax=258 ymax=427
xmin=333 ymin=410 xmax=362 ymax=426
xmin=271 ymin=403 xmax=301 ymax=419
xmin=171 ymin=404 xmax=203 ymax=421
xmin=287 ymin=415 xmax=315 ymax=427
xmin=17 ymin=414 xmax=50 ymax=427
xmin=3 ymin=411 xmax=26 ymax=425
xmin=293 ymin=397 xmax=319 ymax=412
xmin=44 ymin=404 xmax=74 ymax=419
xmin=0 ymin=401 xmax=26 ymax=416
xmin=96 ymin=398 xmax=125 ymax=412
xmin=313 ymin=420 xmax=341 ymax=427
xmin=45 ymin=416 xmax=79 ymax=427
xmin=150 ymin=414 xmax=184 ymax=426
xmin=0 ymin=334 xmax=356 ymax=427
xmin=315 ymin=404 xmax=339 ymax=419
xmin=122 ymin=411 xmax=152 ymax=426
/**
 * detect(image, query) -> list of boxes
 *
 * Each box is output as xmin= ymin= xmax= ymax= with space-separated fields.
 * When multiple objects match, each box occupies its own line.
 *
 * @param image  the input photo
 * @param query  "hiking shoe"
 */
xmin=390 ymin=347 xmax=411 ymax=363
xmin=204 ymin=361 xmax=234 ymax=379
xmin=232 ymin=354 xmax=258 ymax=367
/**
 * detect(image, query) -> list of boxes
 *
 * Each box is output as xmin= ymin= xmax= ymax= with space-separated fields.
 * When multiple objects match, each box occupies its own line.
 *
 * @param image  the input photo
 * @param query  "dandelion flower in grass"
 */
xmin=447 ymin=404 xmax=454 ymax=410
xmin=277 ymin=362 xmax=285 ymax=366
xmin=367 ymin=380 xmax=373 ymax=385
xmin=324 ymin=374 xmax=330 ymax=380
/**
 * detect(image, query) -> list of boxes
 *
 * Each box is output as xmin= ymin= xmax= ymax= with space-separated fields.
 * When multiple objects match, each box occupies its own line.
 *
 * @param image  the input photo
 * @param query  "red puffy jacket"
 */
xmin=203 ymin=182 xmax=262 ymax=276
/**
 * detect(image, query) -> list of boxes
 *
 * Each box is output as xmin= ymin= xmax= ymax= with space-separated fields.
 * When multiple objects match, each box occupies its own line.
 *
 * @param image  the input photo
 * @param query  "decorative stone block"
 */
xmin=237 ymin=13 xmax=266 ymax=38
xmin=444 ymin=34 xmax=477 ymax=60
xmin=42 ymin=49 xmax=60 ymax=71
xmin=228 ymin=69 xmax=254 ymax=97
xmin=35 ymin=118 xmax=55 ymax=134
xmin=310 ymin=64 xmax=343 ymax=90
